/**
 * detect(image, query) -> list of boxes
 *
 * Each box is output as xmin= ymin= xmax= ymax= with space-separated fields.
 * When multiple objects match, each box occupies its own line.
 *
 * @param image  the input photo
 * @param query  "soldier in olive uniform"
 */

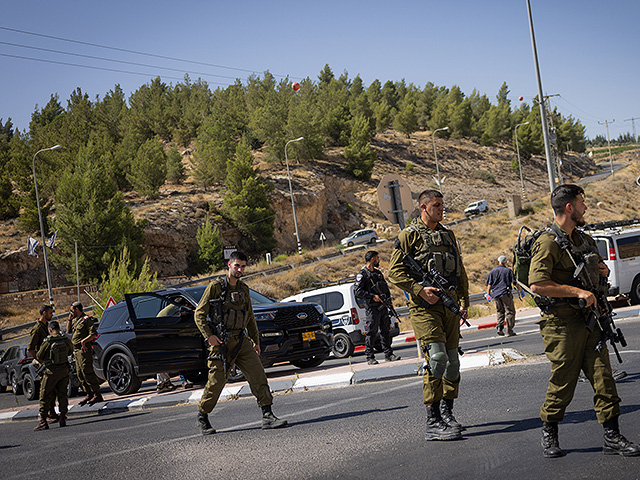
xmin=388 ymin=189 xmax=469 ymax=441
xmin=194 ymin=251 xmax=287 ymax=435
xmin=33 ymin=321 xmax=73 ymax=430
xmin=529 ymin=184 xmax=639 ymax=457
xmin=66 ymin=301 xmax=103 ymax=406
xmin=28 ymin=305 xmax=59 ymax=422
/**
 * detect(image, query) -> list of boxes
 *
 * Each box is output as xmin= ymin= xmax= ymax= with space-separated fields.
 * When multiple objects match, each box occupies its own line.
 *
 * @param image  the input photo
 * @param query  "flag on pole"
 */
xmin=46 ymin=230 xmax=57 ymax=249
xmin=27 ymin=236 xmax=39 ymax=257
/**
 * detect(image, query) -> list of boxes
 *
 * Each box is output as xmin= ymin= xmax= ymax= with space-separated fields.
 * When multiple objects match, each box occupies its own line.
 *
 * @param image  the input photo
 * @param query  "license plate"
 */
xmin=302 ymin=331 xmax=316 ymax=341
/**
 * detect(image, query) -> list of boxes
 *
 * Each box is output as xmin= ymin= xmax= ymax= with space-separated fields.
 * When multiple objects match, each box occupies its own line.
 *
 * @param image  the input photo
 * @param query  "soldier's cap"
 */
xmin=498 ymin=255 xmax=507 ymax=264
xmin=71 ymin=301 xmax=83 ymax=311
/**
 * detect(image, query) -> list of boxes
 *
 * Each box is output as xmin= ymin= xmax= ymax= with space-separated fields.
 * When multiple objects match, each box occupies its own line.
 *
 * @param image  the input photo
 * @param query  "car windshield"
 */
xmin=184 ymin=285 xmax=275 ymax=306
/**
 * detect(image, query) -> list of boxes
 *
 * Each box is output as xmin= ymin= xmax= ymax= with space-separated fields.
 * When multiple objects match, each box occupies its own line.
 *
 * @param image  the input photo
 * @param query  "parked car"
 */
xmin=340 ymin=229 xmax=378 ymax=247
xmin=464 ymin=200 xmax=489 ymax=217
xmin=282 ymin=280 xmax=400 ymax=358
xmin=0 ymin=343 xmax=81 ymax=400
xmin=93 ymin=285 xmax=333 ymax=396
xmin=583 ymin=219 xmax=640 ymax=303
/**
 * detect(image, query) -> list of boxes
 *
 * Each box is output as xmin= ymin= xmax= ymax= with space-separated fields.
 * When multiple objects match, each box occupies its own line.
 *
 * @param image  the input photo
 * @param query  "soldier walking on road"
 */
xmin=28 ymin=304 xmax=59 ymax=423
xmin=486 ymin=256 xmax=519 ymax=336
xmin=529 ymin=184 xmax=639 ymax=458
xmin=33 ymin=321 xmax=73 ymax=430
xmin=194 ymin=251 xmax=287 ymax=435
xmin=66 ymin=302 xmax=103 ymax=406
xmin=388 ymin=189 xmax=469 ymax=441
xmin=354 ymin=250 xmax=401 ymax=365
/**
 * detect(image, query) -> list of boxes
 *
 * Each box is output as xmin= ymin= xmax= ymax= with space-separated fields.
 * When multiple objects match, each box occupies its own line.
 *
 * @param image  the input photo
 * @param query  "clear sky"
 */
xmin=1 ymin=0 xmax=638 ymax=140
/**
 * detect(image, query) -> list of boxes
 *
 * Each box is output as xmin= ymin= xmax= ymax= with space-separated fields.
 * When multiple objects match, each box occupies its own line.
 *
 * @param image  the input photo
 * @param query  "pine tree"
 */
xmin=343 ymin=114 xmax=376 ymax=180
xmin=166 ymin=147 xmax=185 ymax=184
xmin=394 ymin=101 xmax=418 ymax=138
xmin=196 ymin=216 xmax=224 ymax=273
xmin=128 ymin=138 xmax=167 ymax=198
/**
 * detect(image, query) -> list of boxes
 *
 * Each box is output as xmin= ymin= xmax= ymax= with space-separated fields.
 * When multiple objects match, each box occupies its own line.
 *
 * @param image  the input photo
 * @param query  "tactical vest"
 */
xmin=218 ymin=278 xmax=249 ymax=330
xmin=407 ymin=218 xmax=460 ymax=288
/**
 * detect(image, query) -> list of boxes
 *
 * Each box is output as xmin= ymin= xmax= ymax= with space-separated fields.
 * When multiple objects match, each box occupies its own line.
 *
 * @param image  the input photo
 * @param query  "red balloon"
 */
xmin=518 ymin=96 xmax=524 ymax=101
xmin=292 ymin=82 xmax=300 ymax=91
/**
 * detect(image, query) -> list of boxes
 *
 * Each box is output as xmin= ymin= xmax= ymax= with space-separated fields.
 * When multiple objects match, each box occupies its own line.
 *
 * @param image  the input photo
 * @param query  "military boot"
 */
xmin=541 ymin=421 xmax=563 ymax=458
xmin=34 ymin=415 xmax=49 ymax=431
xmin=47 ymin=408 xmax=60 ymax=423
xmin=261 ymin=406 xmax=288 ymax=429
xmin=603 ymin=416 xmax=640 ymax=456
xmin=425 ymin=402 xmax=461 ymax=441
xmin=59 ymin=414 xmax=67 ymax=428
xmin=87 ymin=392 xmax=104 ymax=406
xmin=440 ymin=398 xmax=462 ymax=432
xmin=196 ymin=412 xmax=216 ymax=435
xmin=78 ymin=393 xmax=92 ymax=406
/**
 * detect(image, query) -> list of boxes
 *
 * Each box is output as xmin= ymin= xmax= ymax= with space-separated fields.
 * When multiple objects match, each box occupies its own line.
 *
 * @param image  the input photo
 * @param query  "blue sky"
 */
xmin=1 ymin=0 xmax=638 ymax=140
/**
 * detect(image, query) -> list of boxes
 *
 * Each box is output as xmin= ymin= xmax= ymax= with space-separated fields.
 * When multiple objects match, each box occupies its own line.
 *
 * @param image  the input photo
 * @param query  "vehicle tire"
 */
xmin=227 ymin=365 xmax=245 ymax=382
xmin=630 ymin=275 xmax=640 ymax=305
xmin=106 ymin=352 xmax=141 ymax=396
xmin=347 ymin=241 xmax=354 ymax=247
xmin=369 ymin=237 xmax=378 ymax=244
xmin=291 ymin=355 xmax=328 ymax=369
xmin=0 ymin=384 xmax=6 ymax=393
xmin=23 ymin=373 xmax=38 ymax=401
xmin=10 ymin=373 xmax=23 ymax=395
xmin=332 ymin=332 xmax=354 ymax=358
xmin=182 ymin=370 xmax=207 ymax=384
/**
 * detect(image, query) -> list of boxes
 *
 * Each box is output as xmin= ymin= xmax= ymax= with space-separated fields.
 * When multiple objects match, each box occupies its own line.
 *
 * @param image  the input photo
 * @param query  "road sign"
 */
xmin=377 ymin=174 xmax=413 ymax=228
xmin=223 ymin=246 xmax=237 ymax=260
xmin=105 ymin=296 xmax=116 ymax=309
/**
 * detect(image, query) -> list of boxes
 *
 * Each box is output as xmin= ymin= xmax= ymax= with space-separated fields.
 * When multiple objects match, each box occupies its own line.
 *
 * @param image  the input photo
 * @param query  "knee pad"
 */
xmin=427 ymin=342 xmax=448 ymax=379
xmin=444 ymin=348 xmax=460 ymax=382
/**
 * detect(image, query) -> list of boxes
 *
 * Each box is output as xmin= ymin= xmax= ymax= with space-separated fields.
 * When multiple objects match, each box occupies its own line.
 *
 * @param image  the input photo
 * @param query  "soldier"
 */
xmin=529 ymin=184 xmax=640 ymax=457
xmin=32 ymin=321 xmax=73 ymax=430
xmin=28 ymin=305 xmax=58 ymax=422
xmin=66 ymin=301 xmax=103 ymax=406
xmin=354 ymin=250 xmax=401 ymax=365
xmin=194 ymin=251 xmax=287 ymax=435
xmin=388 ymin=189 xmax=469 ymax=441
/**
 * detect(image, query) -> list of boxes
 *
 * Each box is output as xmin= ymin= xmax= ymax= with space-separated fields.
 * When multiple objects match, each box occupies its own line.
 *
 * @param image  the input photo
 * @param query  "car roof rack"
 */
xmin=298 ymin=276 xmax=357 ymax=292
xmin=581 ymin=219 xmax=640 ymax=232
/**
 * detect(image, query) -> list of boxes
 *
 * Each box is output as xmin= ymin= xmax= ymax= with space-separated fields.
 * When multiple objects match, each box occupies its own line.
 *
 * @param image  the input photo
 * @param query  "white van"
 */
xmin=583 ymin=219 xmax=640 ymax=304
xmin=464 ymin=200 xmax=489 ymax=217
xmin=282 ymin=281 xmax=400 ymax=358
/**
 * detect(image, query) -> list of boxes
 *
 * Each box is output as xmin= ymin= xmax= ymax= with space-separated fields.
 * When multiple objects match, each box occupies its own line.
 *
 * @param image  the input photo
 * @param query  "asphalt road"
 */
xmin=1 ymin=317 xmax=639 ymax=480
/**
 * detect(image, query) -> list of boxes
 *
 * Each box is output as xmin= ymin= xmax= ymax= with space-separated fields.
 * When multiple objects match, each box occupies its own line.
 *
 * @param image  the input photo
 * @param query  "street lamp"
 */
xmin=33 ymin=144 xmax=62 ymax=313
xmin=514 ymin=122 xmax=530 ymax=199
xmin=285 ymin=137 xmax=304 ymax=255
xmin=432 ymin=127 xmax=449 ymax=193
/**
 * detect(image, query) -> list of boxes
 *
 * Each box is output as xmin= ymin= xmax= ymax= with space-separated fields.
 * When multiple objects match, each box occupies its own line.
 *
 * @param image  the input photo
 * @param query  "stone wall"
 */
xmin=0 ymin=284 xmax=97 ymax=317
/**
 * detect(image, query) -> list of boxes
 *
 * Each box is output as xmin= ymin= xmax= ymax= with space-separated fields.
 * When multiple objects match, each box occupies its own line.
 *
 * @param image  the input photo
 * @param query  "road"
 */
xmin=1 ymin=316 xmax=638 ymax=480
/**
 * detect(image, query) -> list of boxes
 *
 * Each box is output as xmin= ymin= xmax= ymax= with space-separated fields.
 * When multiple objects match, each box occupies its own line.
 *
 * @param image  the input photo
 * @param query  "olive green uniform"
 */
xmin=195 ymin=278 xmax=272 ymax=415
xmin=529 ymin=223 xmax=620 ymax=424
xmin=36 ymin=334 xmax=73 ymax=417
xmin=27 ymin=321 xmax=49 ymax=355
xmin=388 ymin=218 xmax=469 ymax=405
xmin=69 ymin=315 xmax=101 ymax=394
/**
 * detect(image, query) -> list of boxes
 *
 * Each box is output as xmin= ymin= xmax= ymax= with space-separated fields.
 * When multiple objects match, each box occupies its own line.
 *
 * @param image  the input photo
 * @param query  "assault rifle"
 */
xmin=369 ymin=281 xmax=400 ymax=321
xmin=400 ymin=252 xmax=471 ymax=328
xmin=207 ymin=298 xmax=231 ymax=377
xmin=554 ymin=228 xmax=627 ymax=363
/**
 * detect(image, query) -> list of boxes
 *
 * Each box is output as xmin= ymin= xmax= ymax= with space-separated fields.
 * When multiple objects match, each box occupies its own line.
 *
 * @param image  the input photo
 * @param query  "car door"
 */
xmin=615 ymin=234 xmax=640 ymax=294
xmin=125 ymin=293 xmax=205 ymax=374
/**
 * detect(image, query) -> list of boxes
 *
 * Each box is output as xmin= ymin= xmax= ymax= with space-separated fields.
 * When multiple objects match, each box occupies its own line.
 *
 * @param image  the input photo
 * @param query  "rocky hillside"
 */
xmin=1 ymin=129 xmax=599 ymax=290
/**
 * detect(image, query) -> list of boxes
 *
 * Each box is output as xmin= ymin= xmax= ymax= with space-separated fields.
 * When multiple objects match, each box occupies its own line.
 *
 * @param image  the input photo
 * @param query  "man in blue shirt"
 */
xmin=486 ymin=256 xmax=519 ymax=336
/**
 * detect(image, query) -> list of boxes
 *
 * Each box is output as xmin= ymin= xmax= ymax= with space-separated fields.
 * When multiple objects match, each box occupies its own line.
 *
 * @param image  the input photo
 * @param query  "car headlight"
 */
xmin=261 ymin=331 xmax=283 ymax=338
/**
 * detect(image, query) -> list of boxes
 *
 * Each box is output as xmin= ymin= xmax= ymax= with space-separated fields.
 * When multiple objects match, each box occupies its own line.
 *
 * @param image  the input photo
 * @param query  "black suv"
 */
xmin=93 ymin=285 xmax=333 ymax=395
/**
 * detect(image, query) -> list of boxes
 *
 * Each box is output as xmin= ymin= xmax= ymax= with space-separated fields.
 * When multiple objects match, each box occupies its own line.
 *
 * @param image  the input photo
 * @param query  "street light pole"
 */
xmin=515 ymin=122 xmax=530 ymax=199
xmin=432 ymin=126 xmax=449 ymax=193
xmin=32 ymin=144 xmax=62 ymax=312
xmin=285 ymin=137 xmax=304 ymax=255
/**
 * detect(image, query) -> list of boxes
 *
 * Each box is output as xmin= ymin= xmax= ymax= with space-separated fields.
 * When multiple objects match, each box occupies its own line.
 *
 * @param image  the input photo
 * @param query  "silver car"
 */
xmin=340 ymin=229 xmax=378 ymax=247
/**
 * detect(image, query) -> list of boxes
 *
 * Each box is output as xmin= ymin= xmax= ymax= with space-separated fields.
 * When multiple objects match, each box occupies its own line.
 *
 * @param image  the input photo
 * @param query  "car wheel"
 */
xmin=291 ymin=355 xmax=328 ymax=369
xmin=182 ymin=370 xmax=208 ymax=384
xmin=347 ymin=241 xmax=354 ymax=247
xmin=106 ymin=352 xmax=141 ymax=396
xmin=332 ymin=332 xmax=354 ymax=358
xmin=369 ymin=237 xmax=378 ymax=244
xmin=23 ymin=373 xmax=38 ymax=401
xmin=0 ymin=384 xmax=6 ymax=393
xmin=10 ymin=372 xmax=23 ymax=395
xmin=630 ymin=275 xmax=640 ymax=305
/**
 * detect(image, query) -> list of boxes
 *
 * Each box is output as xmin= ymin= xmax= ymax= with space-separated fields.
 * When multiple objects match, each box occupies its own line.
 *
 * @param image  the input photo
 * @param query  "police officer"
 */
xmin=66 ymin=301 xmax=103 ymax=406
xmin=388 ymin=189 xmax=469 ymax=441
xmin=529 ymin=184 xmax=640 ymax=457
xmin=33 ymin=321 xmax=73 ymax=430
xmin=194 ymin=251 xmax=287 ymax=435
xmin=354 ymin=250 xmax=400 ymax=365
xmin=28 ymin=305 xmax=58 ymax=422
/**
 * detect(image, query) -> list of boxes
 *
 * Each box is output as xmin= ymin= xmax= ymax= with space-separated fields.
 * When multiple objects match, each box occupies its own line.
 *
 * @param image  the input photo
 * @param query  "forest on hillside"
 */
xmin=0 ymin=64 xmax=589 ymax=282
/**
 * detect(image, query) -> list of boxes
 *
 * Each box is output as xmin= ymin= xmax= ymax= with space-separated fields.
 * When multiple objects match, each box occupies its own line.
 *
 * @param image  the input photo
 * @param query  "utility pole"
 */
xmin=624 ymin=116 xmax=639 ymax=158
xmin=599 ymin=119 xmax=615 ymax=175
xmin=542 ymin=94 xmax=562 ymax=185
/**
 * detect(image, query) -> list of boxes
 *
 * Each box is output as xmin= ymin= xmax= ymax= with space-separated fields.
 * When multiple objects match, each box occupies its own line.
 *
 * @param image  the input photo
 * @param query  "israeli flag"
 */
xmin=46 ymin=230 xmax=57 ymax=249
xmin=27 ymin=236 xmax=39 ymax=257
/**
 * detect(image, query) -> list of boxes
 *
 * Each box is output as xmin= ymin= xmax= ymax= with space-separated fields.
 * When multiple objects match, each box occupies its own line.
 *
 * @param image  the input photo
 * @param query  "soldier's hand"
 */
xmin=577 ymin=290 xmax=597 ymax=308
xmin=254 ymin=344 xmax=261 ymax=355
xmin=598 ymin=262 xmax=610 ymax=277
xmin=419 ymin=286 xmax=440 ymax=305
xmin=207 ymin=335 xmax=222 ymax=347
xmin=373 ymin=294 xmax=382 ymax=303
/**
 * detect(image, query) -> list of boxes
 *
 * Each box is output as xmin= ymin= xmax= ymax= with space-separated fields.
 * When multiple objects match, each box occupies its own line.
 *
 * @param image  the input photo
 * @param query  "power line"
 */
xmin=0 ymin=25 xmax=290 ymax=78
xmin=555 ymin=94 xmax=605 ymax=122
